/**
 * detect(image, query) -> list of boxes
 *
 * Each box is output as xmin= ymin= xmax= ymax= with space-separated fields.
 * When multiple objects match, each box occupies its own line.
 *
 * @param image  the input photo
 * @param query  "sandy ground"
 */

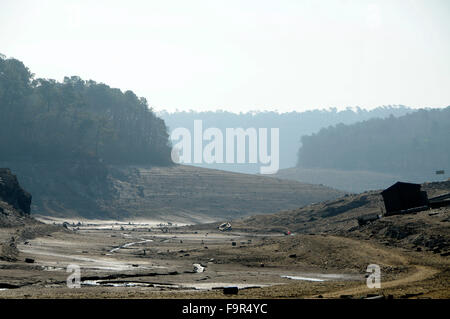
xmin=0 ymin=220 xmax=448 ymax=299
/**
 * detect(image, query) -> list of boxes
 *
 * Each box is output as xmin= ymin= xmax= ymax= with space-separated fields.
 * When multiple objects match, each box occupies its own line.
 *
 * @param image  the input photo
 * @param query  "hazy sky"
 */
xmin=1 ymin=0 xmax=449 ymax=112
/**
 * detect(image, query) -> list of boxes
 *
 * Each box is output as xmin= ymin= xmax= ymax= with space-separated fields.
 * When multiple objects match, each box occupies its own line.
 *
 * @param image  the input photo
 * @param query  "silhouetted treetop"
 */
xmin=0 ymin=56 xmax=171 ymax=165
xmin=297 ymin=107 xmax=450 ymax=176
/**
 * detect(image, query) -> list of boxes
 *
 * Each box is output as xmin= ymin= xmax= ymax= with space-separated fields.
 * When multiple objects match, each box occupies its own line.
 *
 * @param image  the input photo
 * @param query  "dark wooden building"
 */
xmin=381 ymin=182 xmax=428 ymax=215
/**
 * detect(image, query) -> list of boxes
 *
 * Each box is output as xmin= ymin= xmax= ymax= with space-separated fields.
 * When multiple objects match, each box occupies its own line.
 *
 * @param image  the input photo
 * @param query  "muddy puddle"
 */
xmin=281 ymin=273 xmax=362 ymax=282
xmin=80 ymin=280 xmax=274 ymax=291
xmin=109 ymin=239 xmax=153 ymax=253
xmin=0 ymin=283 xmax=20 ymax=290
xmin=281 ymin=275 xmax=325 ymax=282
xmin=81 ymin=280 xmax=179 ymax=289
xmin=20 ymin=247 xmax=166 ymax=271
xmin=179 ymin=282 xmax=274 ymax=290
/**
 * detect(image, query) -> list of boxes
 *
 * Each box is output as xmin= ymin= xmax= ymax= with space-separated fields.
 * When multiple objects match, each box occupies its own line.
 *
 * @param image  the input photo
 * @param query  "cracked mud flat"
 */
xmin=0 ymin=219 xmax=448 ymax=299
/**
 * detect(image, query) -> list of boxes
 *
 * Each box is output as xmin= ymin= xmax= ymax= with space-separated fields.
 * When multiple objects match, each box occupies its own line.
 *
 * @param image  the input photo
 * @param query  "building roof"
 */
xmin=381 ymin=181 xmax=421 ymax=195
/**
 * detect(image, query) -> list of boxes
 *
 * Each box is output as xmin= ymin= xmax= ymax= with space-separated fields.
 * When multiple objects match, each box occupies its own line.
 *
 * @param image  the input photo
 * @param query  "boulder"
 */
xmin=0 ymin=168 xmax=32 ymax=214
xmin=223 ymin=287 xmax=239 ymax=295
xmin=193 ymin=263 xmax=205 ymax=273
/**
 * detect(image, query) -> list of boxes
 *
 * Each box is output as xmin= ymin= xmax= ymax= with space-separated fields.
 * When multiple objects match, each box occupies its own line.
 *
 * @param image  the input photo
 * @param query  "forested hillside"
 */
xmin=297 ymin=107 xmax=450 ymax=179
xmin=0 ymin=55 xmax=171 ymax=165
xmin=160 ymin=107 xmax=414 ymax=173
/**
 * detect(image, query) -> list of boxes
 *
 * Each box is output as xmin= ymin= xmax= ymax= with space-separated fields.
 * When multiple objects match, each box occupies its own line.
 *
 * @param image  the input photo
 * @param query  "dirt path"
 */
xmin=286 ymin=235 xmax=441 ymax=298
xmin=320 ymin=262 xmax=439 ymax=298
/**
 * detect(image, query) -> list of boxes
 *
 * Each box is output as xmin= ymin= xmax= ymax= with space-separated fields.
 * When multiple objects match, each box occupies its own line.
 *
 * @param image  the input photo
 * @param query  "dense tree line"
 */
xmin=0 ymin=55 xmax=171 ymax=165
xmin=160 ymin=106 xmax=413 ymax=172
xmin=297 ymin=107 xmax=450 ymax=176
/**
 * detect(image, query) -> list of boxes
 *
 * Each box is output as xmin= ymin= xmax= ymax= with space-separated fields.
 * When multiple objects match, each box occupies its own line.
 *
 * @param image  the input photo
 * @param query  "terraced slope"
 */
xmin=2 ymin=162 xmax=343 ymax=222
xmin=104 ymin=165 xmax=343 ymax=223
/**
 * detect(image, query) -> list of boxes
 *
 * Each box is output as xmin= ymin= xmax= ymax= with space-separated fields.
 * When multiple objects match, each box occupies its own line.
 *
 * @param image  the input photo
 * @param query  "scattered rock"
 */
xmin=193 ymin=264 xmax=205 ymax=273
xmin=432 ymin=248 xmax=442 ymax=254
xmin=223 ymin=287 xmax=239 ymax=295
xmin=0 ymin=237 xmax=19 ymax=262
xmin=400 ymin=292 xmax=424 ymax=298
